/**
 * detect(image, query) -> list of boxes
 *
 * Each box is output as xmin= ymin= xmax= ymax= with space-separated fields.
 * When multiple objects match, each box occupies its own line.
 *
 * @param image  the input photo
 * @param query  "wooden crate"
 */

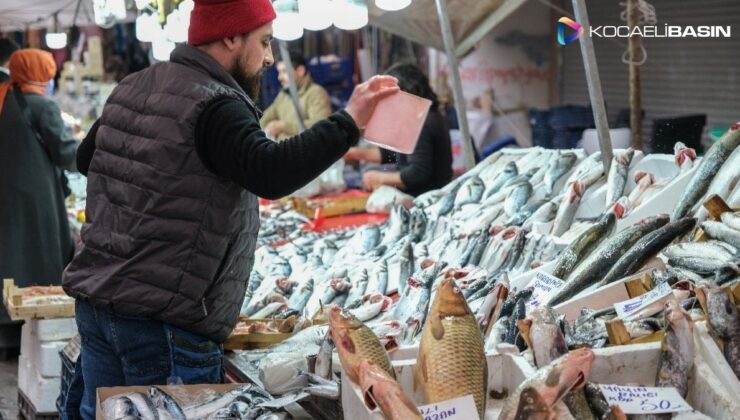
xmin=224 ymin=318 xmax=297 ymax=351
xmin=2 ymin=279 xmax=74 ymax=321
xmin=291 ymin=191 xmax=370 ymax=220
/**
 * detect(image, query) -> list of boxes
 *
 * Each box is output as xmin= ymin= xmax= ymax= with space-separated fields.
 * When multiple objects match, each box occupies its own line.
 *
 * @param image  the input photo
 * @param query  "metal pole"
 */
xmin=628 ymin=0 xmax=643 ymax=150
xmin=278 ymin=40 xmax=307 ymax=132
xmin=435 ymin=0 xmax=476 ymax=170
xmin=572 ymin=0 xmax=613 ymax=173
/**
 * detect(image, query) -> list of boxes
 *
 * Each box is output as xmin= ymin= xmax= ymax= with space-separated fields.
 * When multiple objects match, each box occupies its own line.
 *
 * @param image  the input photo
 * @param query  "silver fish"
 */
xmin=551 ymin=181 xmax=585 ymax=237
xmin=394 ymin=263 xmax=440 ymax=344
xmin=672 ymin=126 xmax=740 ymax=220
xmin=701 ymin=220 xmax=740 ymax=249
xmin=454 ymin=176 xmax=486 ymax=209
xmin=551 ymin=211 xmax=617 ymax=280
xmin=522 ymin=199 xmax=559 ymax=230
xmin=605 ymin=147 xmax=635 ymax=207
xmin=668 ymin=256 xmax=738 ymax=275
xmin=251 ymin=302 xmax=286 ymax=319
xmin=662 ymin=239 xmax=737 ymax=262
xmin=149 ymin=386 xmax=186 ymax=420
xmin=504 ymin=182 xmax=534 ymax=217
xmin=695 ymin=146 xmax=740 ymax=220
xmin=545 ymin=151 xmax=579 ymax=196
xmin=286 ymin=279 xmax=314 ymax=312
xmin=345 ymin=269 xmax=369 ymax=306
xmin=721 ymin=211 xmax=740 ymax=231
xmin=484 ymin=161 xmax=518 ymax=199
xmin=314 ymin=331 xmax=334 ymax=380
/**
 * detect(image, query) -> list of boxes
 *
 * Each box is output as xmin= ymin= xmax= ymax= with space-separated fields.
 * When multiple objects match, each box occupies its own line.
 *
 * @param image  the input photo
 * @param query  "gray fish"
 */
xmin=504 ymin=182 xmax=534 ymax=217
xmin=570 ymin=308 xmax=609 ymax=349
xmin=123 ymin=392 xmax=159 ymax=420
xmin=457 ymin=232 xmax=483 ymax=267
xmin=695 ymin=147 xmax=740 ymax=221
xmin=314 ymin=331 xmax=334 ymax=380
xmin=504 ymin=298 xmax=527 ymax=350
xmin=701 ymin=220 xmax=740 ymax=249
xmin=183 ymin=385 xmax=260 ymax=419
xmin=489 ymin=316 xmax=510 ymax=349
xmin=551 ymin=181 xmax=586 ymax=237
xmin=381 ymin=206 xmax=410 ymax=246
xmin=468 ymin=233 xmax=490 ymax=267
xmin=502 ymin=229 xmax=527 ymax=271
xmin=662 ymin=240 xmax=737 ymax=262
xmin=583 ymin=383 xmax=611 ymax=420
xmin=394 ymin=263 xmax=441 ymax=343
xmin=654 ymin=300 xmax=694 ymax=398
xmin=350 ymin=225 xmax=382 ymax=254
xmin=596 ymin=217 xmax=696 ymax=288
xmin=103 ymin=397 xmax=139 ymax=420
xmin=287 ymin=279 xmax=314 ymax=312
xmin=565 ymin=151 xmax=603 ymax=187
xmin=544 ymin=151 xmax=578 ymax=197
xmin=149 ymin=386 xmax=186 ymax=420
xmin=551 ymin=212 xmax=617 ymax=280
xmin=703 ymin=284 xmax=740 ymax=380
xmin=506 ymin=199 xmax=548 ymax=227
xmin=251 ymin=301 xmax=286 ymax=319
xmin=484 ymin=161 xmax=518 ymax=199
xmin=268 ymin=257 xmax=292 ymax=278
xmin=397 ymin=242 xmax=414 ymax=294
xmin=321 ymin=277 xmax=352 ymax=307
xmin=721 ymin=211 xmax=740 ymax=231
xmin=345 ymin=269 xmax=369 ymax=307
xmin=517 ymin=306 xmax=568 ymax=368
xmin=605 ymin=147 xmax=635 ymax=207
xmin=454 ymin=176 xmax=486 ymax=209
xmin=522 ymin=200 xmax=559 ymax=230
xmin=668 ymin=256 xmax=739 ymax=276
xmin=672 ymin=126 xmax=740 ymax=220
xmin=409 ymin=208 xmax=428 ymax=242
xmin=371 ymin=260 xmax=389 ymax=296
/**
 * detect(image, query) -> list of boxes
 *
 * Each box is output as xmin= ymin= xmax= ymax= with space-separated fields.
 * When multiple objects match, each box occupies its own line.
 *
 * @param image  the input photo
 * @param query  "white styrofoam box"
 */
xmin=342 ymin=339 xmax=738 ymax=419
xmin=341 ymin=349 xmax=534 ymax=420
xmin=17 ymin=354 xmax=30 ymax=395
xmin=590 ymin=342 xmax=739 ymax=420
xmin=25 ymin=366 xmax=62 ymax=413
xmin=579 ymin=128 xmax=632 ymax=156
xmin=36 ymin=341 xmax=67 ymax=378
xmin=21 ymin=322 xmax=36 ymax=363
xmin=692 ymin=321 xmax=740 ymax=398
xmin=34 ymin=317 xmax=77 ymax=342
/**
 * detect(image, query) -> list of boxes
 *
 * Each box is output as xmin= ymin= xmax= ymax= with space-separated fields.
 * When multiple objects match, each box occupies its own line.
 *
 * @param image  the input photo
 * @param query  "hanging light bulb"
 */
xmin=273 ymin=0 xmax=304 ymax=41
xmin=135 ymin=0 xmax=151 ymax=10
xmin=375 ymin=0 xmax=411 ymax=11
xmin=136 ymin=13 xmax=159 ymax=42
xmin=333 ymin=0 xmax=368 ymax=31
xmin=45 ymin=13 xmax=68 ymax=49
xmin=298 ymin=0 xmax=332 ymax=31
xmin=152 ymin=38 xmax=175 ymax=61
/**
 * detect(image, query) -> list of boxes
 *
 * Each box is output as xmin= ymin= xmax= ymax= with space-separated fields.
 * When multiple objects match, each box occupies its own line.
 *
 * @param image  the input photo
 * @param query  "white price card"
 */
xmin=526 ymin=271 xmax=565 ymax=308
xmin=417 ymin=395 xmax=479 ymax=420
xmin=598 ymin=384 xmax=691 ymax=414
xmin=613 ymin=282 xmax=672 ymax=320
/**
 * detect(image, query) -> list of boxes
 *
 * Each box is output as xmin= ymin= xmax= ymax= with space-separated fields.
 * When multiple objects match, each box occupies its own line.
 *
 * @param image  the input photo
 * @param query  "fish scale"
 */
xmin=417 ymin=279 xmax=487 ymax=419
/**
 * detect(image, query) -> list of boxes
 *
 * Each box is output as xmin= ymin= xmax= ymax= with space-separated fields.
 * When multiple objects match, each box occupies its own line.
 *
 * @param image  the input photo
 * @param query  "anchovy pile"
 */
xmin=101 ymin=385 xmax=287 ymax=420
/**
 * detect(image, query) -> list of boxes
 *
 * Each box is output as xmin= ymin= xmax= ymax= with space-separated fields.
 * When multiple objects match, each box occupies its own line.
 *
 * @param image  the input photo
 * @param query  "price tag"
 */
xmin=598 ymin=384 xmax=691 ymax=414
xmin=417 ymin=395 xmax=479 ymax=420
xmin=525 ymin=271 xmax=565 ymax=308
xmin=613 ymin=282 xmax=672 ymax=320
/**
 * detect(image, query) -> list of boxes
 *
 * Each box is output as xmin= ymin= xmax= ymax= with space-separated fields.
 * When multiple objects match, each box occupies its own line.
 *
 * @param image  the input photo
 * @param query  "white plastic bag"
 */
xmin=366 ymin=186 xmax=414 ymax=214
xmin=292 ymin=160 xmax=346 ymax=199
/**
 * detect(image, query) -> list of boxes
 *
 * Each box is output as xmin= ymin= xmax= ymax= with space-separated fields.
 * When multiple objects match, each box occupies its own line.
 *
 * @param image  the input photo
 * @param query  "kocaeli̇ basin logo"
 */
xmin=557 ymin=17 xmax=584 ymax=45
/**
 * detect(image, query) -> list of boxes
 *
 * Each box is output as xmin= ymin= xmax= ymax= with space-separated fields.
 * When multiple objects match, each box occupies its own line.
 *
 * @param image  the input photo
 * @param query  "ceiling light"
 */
xmin=375 ymin=0 xmax=411 ymax=12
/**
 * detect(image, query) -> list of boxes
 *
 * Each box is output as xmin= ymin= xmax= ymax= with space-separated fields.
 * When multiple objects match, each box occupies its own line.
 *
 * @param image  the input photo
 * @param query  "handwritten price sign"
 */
xmin=598 ymin=384 xmax=691 ymax=414
xmin=526 ymin=271 xmax=565 ymax=308
xmin=417 ymin=395 xmax=479 ymax=420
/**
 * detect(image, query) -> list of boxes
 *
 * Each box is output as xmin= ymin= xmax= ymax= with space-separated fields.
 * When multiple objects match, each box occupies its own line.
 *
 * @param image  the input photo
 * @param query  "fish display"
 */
xmin=101 ymin=385 xmax=282 ymax=420
xmin=700 ymin=283 xmax=740 ymax=380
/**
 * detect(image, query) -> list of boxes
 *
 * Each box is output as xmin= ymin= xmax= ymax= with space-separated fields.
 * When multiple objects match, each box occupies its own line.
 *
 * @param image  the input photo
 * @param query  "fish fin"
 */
xmin=431 ymin=315 xmax=445 ymax=340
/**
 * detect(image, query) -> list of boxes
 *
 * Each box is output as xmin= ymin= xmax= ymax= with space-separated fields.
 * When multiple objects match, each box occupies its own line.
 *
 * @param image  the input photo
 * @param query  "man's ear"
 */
xmin=222 ymin=36 xmax=240 ymax=52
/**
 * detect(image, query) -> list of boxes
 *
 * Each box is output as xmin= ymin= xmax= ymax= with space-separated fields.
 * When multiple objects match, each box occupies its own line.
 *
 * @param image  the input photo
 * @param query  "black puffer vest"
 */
xmin=63 ymin=45 xmax=260 ymax=342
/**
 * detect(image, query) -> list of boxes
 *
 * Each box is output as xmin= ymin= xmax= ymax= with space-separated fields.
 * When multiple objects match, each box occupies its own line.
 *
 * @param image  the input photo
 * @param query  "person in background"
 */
xmin=260 ymin=49 xmax=331 ymax=140
xmin=345 ymin=63 xmax=453 ymax=196
xmin=0 ymin=49 xmax=78 ymax=350
xmin=0 ymin=38 xmax=19 ymax=82
xmin=62 ymin=0 xmax=398 ymax=417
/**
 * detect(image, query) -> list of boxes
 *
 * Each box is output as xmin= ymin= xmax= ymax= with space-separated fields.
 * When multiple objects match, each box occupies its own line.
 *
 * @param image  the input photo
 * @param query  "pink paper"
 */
xmin=363 ymin=91 xmax=432 ymax=154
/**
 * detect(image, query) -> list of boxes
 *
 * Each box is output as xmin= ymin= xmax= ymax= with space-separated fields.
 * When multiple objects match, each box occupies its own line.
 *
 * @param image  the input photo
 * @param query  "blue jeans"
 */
xmin=74 ymin=299 xmax=223 ymax=420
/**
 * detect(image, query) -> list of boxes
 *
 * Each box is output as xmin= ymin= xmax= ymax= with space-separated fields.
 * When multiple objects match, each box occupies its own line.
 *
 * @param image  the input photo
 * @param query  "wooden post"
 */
xmin=628 ymin=0 xmax=644 ymax=150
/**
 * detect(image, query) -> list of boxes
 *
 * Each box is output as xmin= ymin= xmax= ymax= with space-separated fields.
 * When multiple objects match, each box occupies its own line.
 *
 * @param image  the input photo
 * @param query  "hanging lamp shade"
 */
xmin=333 ymin=0 xmax=368 ymax=31
xmin=273 ymin=0 xmax=304 ymax=41
xmin=298 ymin=0 xmax=333 ymax=31
xmin=375 ymin=0 xmax=411 ymax=11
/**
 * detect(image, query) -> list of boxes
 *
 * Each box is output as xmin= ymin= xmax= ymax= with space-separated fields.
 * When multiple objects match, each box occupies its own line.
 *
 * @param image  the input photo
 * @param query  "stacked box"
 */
xmin=18 ymin=318 xmax=77 ymax=413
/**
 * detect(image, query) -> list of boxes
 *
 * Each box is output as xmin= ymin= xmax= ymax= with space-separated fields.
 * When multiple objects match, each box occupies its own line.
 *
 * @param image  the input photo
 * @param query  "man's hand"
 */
xmin=265 ymin=120 xmax=285 ymax=138
xmin=345 ymin=75 xmax=400 ymax=129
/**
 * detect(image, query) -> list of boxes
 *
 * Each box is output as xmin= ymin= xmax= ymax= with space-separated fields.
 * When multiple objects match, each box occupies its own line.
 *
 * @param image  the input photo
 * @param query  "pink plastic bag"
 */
xmin=363 ymin=91 xmax=432 ymax=154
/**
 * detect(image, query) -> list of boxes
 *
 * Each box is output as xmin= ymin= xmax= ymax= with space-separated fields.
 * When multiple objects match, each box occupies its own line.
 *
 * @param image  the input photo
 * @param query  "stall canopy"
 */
xmin=1 ymin=0 xmax=97 ymax=32
xmin=368 ymin=0 xmax=528 ymax=57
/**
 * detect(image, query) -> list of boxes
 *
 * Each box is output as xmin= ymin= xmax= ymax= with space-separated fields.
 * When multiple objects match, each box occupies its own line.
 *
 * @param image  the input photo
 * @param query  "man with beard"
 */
xmin=260 ymin=50 xmax=332 ymax=141
xmin=62 ymin=0 xmax=398 ymax=417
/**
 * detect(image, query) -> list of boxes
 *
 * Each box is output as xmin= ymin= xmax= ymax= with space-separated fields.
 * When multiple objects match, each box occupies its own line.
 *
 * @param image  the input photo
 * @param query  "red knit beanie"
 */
xmin=188 ymin=0 xmax=277 ymax=46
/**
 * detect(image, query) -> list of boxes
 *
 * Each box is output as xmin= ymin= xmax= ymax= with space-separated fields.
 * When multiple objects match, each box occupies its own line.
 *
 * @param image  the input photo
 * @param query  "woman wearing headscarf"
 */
xmin=0 ymin=49 xmax=78 ymax=291
xmin=344 ymin=63 xmax=453 ymax=196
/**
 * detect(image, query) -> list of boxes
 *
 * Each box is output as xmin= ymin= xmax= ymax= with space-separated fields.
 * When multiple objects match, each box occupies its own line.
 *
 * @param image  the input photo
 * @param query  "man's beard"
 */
xmin=230 ymin=58 xmax=262 ymax=100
